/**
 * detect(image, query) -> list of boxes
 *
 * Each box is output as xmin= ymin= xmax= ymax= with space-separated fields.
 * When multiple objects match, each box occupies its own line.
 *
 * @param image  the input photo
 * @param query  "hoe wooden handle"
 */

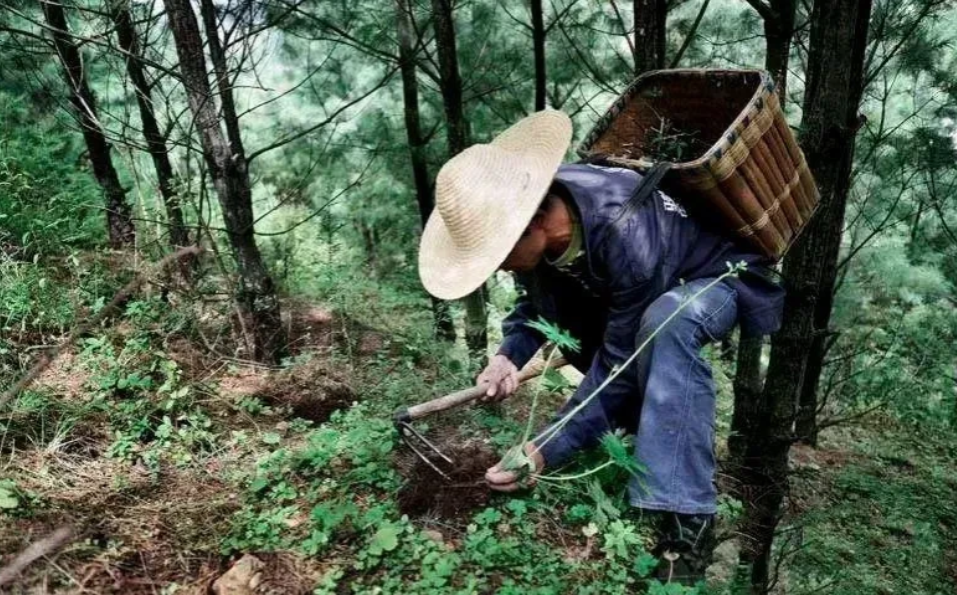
xmin=395 ymin=357 xmax=568 ymax=423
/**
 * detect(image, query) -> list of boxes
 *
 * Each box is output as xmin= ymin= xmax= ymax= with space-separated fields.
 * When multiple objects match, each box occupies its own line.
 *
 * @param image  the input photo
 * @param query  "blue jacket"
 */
xmin=497 ymin=164 xmax=785 ymax=466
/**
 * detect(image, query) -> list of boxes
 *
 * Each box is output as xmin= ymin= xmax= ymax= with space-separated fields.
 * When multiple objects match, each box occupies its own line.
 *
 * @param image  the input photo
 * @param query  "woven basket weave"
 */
xmin=578 ymin=69 xmax=819 ymax=260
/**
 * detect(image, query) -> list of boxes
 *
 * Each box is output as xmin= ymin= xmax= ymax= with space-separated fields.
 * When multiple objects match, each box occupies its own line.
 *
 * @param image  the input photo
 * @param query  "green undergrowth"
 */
xmin=3 ymin=258 xmax=957 ymax=594
xmin=2 ymin=295 xmax=226 ymax=476
xmin=0 ymin=274 xmax=705 ymax=593
xmin=219 ymin=331 xmax=701 ymax=593
xmin=223 ymin=422 xmax=693 ymax=594
xmin=789 ymin=425 xmax=957 ymax=595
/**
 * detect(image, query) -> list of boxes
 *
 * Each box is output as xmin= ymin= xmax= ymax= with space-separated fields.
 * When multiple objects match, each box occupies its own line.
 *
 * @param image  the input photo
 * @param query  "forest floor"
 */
xmin=2 ymin=285 xmax=957 ymax=594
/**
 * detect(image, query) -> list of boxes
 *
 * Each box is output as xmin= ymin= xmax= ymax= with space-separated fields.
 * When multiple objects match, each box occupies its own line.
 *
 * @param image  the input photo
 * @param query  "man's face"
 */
xmin=500 ymin=220 xmax=547 ymax=272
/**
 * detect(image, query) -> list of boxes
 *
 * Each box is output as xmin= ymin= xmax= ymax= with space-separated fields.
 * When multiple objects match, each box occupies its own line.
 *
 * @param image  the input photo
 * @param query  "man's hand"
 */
xmin=476 ymin=354 xmax=519 ymax=402
xmin=485 ymin=442 xmax=545 ymax=492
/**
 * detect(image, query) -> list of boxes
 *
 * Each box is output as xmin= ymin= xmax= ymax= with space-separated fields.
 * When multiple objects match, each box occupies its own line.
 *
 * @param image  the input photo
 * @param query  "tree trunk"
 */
xmin=794 ymin=330 xmax=824 ymax=444
xmin=729 ymin=334 xmax=764 ymax=464
xmin=430 ymin=0 xmax=470 ymax=155
xmin=633 ymin=0 xmax=666 ymax=75
xmin=430 ymin=0 xmax=488 ymax=363
xmin=395 ymin=0 xmax=455 ymax=340
xmin=109 ymin=0 xmax=188 ymax=249
xmin=764 ymin=1 xmax=795 ymax=100
xmin=729 ymin=0 xmax=794 ymax=470
xmin=795 ymin=0 xmax=872 ymax=446
xmin=738 ymin=0 xmax=873 ymax=590
xmin=531 ymin=0 xmax=546 ymax=110
xmin=163 ymin=0 xmax=285 ymax=363
xmin=908 ymin=199 xmax=925 ymax=256
xmin=199 ymin=0 xmax=245 ymax=157
xmin=463 ymin=290 xmax=489 ymax=364
xmin=41 ymin=0 xmax=135 ymax=248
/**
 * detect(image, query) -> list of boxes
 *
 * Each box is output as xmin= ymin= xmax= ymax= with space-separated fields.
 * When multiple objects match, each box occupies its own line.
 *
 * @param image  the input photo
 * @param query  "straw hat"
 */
xmin=419 ymin=110 xmax=573 ymax=300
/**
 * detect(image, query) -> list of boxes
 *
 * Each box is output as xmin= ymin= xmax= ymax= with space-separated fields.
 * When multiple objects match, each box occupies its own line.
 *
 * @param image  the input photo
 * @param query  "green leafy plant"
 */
xmin=497 ymin=265 xmax=747 ymax=495
xmin=717 ymin=493 xmax=744 ymax=524
xmin=0 ymin=479 xmax=21 ymax=510
xmin=367 ymin=523 xmax=402 ymax=556
xmin=532 ymin=264 xmax=746 ymax=469
xmin=644 ymin=117 xmax=703 ymax=163
xmin=526 ymin=317 xmax=582 ymax=353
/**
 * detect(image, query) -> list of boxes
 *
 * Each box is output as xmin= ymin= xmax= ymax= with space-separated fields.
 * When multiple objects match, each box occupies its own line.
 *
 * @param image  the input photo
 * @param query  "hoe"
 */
xmin=393 ymin=357 xmax=567 ymax=479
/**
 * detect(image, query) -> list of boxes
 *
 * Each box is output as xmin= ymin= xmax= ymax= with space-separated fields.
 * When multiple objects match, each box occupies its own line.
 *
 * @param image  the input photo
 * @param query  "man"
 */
xmin=418 ymin=110 xmax=784 ymax=584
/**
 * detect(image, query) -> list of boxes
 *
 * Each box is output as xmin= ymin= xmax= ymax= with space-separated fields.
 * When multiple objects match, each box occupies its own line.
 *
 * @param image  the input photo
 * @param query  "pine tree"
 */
xmin=430 ymin=0 xmax=489 ymax=365
xmin=738 ymin=0 xmax=874 ymax=588
xmin=109 ymin=0 xmax=188 ymax=250
xmin=163 ymin=0 xmax=285 ymax=362
xmin=41 ymin=0 xmax=135 ymax=248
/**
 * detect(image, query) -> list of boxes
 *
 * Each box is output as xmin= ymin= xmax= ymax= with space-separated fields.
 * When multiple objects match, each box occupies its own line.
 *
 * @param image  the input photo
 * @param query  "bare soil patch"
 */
xmin=789 ymin=442 xmax=859 ymax=470
xmin=238 ymin=552 xmax=328 ymax=595
xmin=284 ymin=300 xmax=387 ymax=357
xmin=395 ymin=436 xmax=499 ymax=523
xmin=165 ymin=334 xmax=217 ymax=380
xmin=32 ymin=351 xmax=89 ymax=400
xmin=218 ymin=364 xmax=272 ymax=399
xmin=285 ymin=301 xmax=336 ymax=355
xmin=258 ymin=358 xmax=355 ymax=424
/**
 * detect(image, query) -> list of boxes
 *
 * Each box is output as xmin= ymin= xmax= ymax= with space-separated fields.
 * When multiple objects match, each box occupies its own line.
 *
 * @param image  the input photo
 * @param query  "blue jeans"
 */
xmin=626 ymin=277 xmax=738 ymax=515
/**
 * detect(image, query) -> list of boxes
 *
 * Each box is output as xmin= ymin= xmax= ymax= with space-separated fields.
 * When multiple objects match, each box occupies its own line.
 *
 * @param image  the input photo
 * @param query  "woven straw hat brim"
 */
xmin=419 ymin=110 xmax=572 ymax=300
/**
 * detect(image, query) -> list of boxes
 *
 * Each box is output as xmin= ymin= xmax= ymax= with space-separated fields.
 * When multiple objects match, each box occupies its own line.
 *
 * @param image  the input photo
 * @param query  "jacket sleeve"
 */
xmin=533 ymin=283 xmax=652 ymax=467
xmin=497 ymin=291 xmax=547 ymax=369
xmin=532 ymin=204 xmax=659 ymax=468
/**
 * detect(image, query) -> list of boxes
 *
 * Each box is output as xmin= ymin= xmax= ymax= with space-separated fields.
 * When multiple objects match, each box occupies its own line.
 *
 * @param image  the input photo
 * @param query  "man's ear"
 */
xmin=529 ymin=200 xmax=551 ymax=228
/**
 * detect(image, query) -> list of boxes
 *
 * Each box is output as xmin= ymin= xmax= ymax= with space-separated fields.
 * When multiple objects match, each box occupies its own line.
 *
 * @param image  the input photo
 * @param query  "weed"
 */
xmin=644 ymin=118 xmax=701 ymax=163
xmin=0 ymin=479 xmax=29 ymax=514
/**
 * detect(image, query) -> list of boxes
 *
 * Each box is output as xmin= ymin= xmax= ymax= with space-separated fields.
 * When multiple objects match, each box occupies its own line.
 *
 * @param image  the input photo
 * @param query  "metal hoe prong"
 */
xmin=392 ymin=357 xmax=567 ymax=482
xmin=396 ymin=419 xmax=454 ymax=480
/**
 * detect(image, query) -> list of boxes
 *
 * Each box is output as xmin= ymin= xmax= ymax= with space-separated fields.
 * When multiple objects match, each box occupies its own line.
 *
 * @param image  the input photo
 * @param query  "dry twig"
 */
xmin=0 ymin=526 xmax=74 ymax=587
xmin=0 ymin=246 xmax=203 ymax=410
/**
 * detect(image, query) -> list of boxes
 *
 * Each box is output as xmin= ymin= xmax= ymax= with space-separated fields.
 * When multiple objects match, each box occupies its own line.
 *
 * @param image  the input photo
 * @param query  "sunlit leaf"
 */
xmin=525 ymin=317 xmax=581 ymax=353
xmin=369 ymin=524 xmax=400 ymax=555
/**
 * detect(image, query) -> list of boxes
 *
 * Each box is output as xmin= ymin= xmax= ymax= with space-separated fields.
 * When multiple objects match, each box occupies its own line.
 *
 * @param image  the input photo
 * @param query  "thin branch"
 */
xmin=235 ymin=47 xmax=338 ymax=119
xmin=816 ymin=402 xmax=886 ymax=431
xmin=496 ymin=0 xmax=532 ymax=31
xmin=556 ymin=21 xmax=619 ymax=96
xmin=545 ymin=0 xmax=582 ymax=34
xmin=246 ymin=66 xmax=398 ymax=162
xmin=863 ymin=0 xmax=943 ymax=89
xmin=606 ymin=0 xmax=634 ymax=58
xmin=254 ymin=154 xmax=377 ymax=237
xmin=4 ymin=4 xmax=182 ymax=82
xmin=0 ymin=527 xmax=74 ymax=587
xmin=671 ymin=0 xmax=711 ymax=68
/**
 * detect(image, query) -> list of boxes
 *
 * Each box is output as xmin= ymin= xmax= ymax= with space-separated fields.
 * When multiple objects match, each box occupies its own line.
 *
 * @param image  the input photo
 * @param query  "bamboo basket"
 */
xmin=578 ymin=69 xmax=819 ymax=260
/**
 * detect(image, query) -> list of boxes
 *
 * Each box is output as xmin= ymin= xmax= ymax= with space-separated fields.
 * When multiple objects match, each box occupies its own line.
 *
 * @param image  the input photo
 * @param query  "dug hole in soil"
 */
xmin=257 ymin=359 xmax=356 ymax=424
xmin=395 ymin=432 xmax=500 ymax=523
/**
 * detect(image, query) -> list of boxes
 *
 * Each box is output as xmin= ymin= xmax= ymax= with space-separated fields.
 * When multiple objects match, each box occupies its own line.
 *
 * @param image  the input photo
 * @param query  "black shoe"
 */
xmin=652 ymin=513 xmax=715 ymax=586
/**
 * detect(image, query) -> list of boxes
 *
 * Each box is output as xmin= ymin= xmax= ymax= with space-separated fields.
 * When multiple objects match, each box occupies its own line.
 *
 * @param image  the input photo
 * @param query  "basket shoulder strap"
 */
xmin=619 ymin=162 xmax=672 ymax=222
xmin=592 ymin=163 xmax=672 ymax=256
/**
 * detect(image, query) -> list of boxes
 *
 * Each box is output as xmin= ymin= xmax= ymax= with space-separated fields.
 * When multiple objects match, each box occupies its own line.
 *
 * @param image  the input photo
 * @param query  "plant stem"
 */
xmin=534 ymin=459 xmax=616 ymax=482
xmin=522 ymin=348 xmax=557 ymax=446
xmin=531 ymin=266 xmax=743 ymax=455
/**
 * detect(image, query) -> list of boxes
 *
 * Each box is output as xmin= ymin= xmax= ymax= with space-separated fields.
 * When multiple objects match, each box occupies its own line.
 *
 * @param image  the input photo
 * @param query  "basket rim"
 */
xmin=576 ymin=68 xmax=775 ymax=172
